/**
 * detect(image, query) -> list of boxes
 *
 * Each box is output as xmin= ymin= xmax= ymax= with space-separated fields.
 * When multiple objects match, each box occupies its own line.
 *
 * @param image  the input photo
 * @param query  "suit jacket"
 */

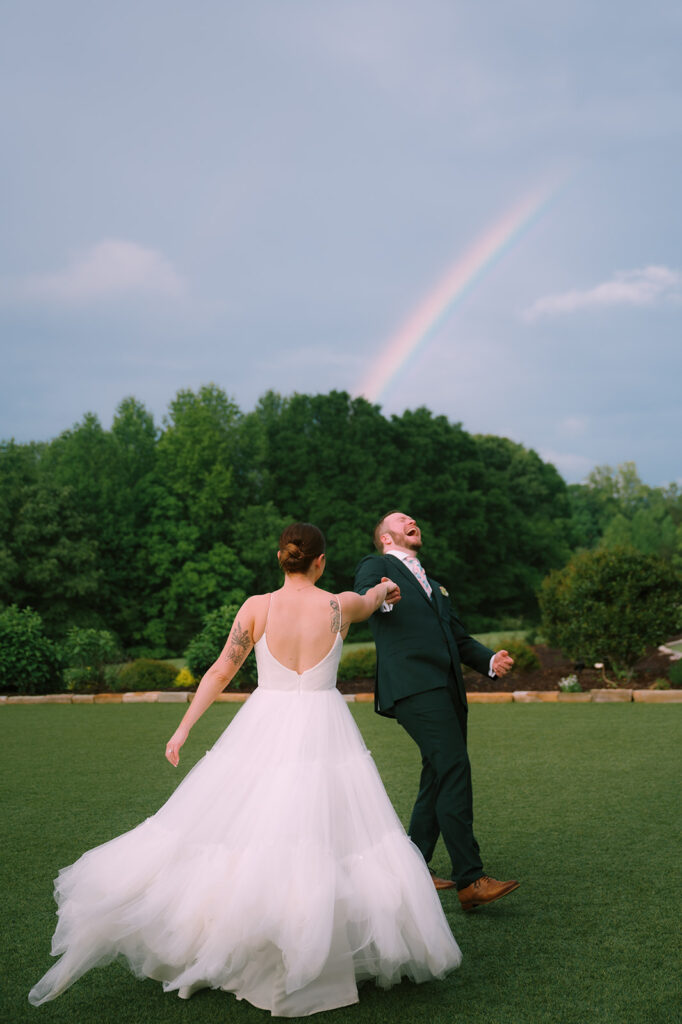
xmin=354 ymin=553 xmax=494 ymax=718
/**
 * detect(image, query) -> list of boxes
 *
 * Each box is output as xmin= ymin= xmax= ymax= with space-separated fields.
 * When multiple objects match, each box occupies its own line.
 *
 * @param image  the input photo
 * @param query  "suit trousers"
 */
xmin=394 ymin=683 xmax=483 ymax=889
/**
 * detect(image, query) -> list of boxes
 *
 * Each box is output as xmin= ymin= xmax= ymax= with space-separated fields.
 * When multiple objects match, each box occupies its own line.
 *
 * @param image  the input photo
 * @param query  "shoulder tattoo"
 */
xmin=224 ymin=619 xmax=251 ymax=666
xmin=329 ymin=598 xmax=341 ymax=633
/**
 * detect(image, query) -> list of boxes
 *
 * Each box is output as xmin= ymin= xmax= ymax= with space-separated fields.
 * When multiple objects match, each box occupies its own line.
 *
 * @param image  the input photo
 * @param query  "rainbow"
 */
xmin=355 ymin=180 xmax=563 ymax=404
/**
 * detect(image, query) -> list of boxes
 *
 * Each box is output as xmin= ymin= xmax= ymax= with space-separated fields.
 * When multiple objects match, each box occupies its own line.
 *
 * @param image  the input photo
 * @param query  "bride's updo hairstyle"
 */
xmin=278 ymin=523 xmax=326 ymax=575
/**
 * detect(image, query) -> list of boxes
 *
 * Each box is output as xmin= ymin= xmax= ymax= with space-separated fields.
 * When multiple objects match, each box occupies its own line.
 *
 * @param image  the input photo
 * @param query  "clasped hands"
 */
xmin=381 ymin=577 xmax=401 ymax=605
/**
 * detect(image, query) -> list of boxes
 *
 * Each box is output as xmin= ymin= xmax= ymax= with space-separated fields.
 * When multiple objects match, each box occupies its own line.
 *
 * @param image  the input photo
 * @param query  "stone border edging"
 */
xmin=2 ymin=689 xmax=682 ymax=705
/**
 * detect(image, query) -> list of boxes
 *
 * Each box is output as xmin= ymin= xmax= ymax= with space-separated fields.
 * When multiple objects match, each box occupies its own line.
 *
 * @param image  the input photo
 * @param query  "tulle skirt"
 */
xmin=29 ymin=688 xmax=461 ymax=1016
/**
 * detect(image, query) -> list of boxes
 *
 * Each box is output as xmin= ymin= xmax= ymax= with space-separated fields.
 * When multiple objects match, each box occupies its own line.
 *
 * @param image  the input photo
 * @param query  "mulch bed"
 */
xmin=336 ymin=640 xmax=682 ymax=694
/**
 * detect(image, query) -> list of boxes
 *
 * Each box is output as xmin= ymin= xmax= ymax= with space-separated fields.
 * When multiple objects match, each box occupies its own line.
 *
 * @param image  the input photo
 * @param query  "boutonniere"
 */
xmin=439 ymin=585 xmax=449 ymax=597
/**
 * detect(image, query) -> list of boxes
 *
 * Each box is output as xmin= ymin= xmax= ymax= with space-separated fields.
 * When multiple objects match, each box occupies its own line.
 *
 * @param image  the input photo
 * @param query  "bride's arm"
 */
xmin=165 ymin=598 xmax=256 ymax=766
xmin=338 ymin=578 xmax=401 ymax=626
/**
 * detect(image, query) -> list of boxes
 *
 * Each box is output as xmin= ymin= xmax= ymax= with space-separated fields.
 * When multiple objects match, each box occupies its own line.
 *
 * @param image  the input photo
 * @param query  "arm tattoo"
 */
xmin=224 ymin=619 xmax=251 ymax=667
xmin=330 ymin=598 xmax=341 ymax=633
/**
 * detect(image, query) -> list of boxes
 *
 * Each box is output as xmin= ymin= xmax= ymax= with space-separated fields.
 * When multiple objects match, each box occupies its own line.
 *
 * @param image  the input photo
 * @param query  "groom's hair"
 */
xmin=373 ymin=511 xmax=400 ymax=552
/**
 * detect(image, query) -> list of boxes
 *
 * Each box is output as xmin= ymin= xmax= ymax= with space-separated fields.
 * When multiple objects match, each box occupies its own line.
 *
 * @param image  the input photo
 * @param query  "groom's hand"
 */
xmin=492 ymin=649 xmax=514 ymax=677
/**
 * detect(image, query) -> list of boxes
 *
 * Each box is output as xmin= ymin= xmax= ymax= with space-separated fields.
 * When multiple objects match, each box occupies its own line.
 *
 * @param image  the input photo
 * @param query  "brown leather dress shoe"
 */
xmin=429 ymin=871 xmax=456 ymax=891
xmin=457 ymin=875 xmax=520 ymax=912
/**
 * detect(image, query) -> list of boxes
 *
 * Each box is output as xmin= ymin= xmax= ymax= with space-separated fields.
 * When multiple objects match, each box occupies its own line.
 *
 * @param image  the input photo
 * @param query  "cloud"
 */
xmin=5 ymin=239 xmax=185 ymax=305
xmin=558 ymin=415 xmax=589 ymax=438
xmin=539 ymin=448 xmax=595 ymax=482
xmin=524 ymin=265 xmax=682 ymax=321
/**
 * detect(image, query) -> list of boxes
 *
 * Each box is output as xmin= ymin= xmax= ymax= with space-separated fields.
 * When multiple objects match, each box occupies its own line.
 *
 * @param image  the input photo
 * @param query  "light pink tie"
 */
xmin=405 ymin=557 xmax=432 ymax=598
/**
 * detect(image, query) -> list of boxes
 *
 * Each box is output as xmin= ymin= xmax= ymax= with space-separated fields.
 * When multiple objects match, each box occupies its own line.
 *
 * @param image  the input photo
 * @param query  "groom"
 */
xmin=354 ymin=510 xmax=519 ymax=912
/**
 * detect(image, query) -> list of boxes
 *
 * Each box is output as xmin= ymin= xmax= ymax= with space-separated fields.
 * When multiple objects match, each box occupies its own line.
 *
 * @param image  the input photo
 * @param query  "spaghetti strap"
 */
xmin=263 ymin=592 xmax=273 ymax=636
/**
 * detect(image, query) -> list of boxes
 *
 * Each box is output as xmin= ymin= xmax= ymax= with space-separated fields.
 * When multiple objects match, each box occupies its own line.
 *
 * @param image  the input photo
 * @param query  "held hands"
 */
xmin=381 ymin=577 xmax=401 ymax=605
xmin=165 ymin=724 xmax=189 ymax=767
xmin=492 ymin=649 xmax=514 ymax=677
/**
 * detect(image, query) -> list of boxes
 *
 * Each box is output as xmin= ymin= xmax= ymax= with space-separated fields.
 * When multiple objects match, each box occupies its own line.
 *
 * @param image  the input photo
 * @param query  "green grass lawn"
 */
xmin=2 ymin=705 xmax=680 ymax=1024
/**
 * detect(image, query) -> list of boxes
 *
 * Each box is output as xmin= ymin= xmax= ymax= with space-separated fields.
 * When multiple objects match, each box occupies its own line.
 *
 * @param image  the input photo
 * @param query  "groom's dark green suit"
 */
xmin=354 ymin=552 xmax=495 ymax=889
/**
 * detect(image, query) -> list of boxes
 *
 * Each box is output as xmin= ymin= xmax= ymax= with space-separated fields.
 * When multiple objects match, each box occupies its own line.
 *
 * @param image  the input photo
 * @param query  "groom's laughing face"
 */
xmin=382 ymin=512 xmax=422 ymax=552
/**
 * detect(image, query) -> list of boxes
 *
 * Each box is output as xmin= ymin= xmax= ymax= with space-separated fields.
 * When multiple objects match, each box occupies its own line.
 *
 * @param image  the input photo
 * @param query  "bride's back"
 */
xmin=257 ymin=587 xmax=342 ymax=675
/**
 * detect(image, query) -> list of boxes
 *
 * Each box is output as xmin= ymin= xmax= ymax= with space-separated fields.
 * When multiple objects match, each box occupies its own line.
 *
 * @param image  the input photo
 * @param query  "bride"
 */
xmin=29 ymin=523 xmax=461 ymax=1016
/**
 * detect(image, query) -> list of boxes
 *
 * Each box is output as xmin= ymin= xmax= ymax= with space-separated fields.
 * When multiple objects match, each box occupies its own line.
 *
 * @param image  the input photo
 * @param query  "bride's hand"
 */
xmin=381 ymin=577 xmax=401 ymax=605
xmin=165 ymin=725 xmax=189 ymax=767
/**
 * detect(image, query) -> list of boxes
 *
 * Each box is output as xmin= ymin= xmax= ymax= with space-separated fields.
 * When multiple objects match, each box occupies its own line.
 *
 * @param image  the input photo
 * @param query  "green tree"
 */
xmin=249 ymin=390 xmax=394 ymax=593
xmin=601 ymin=497 xmax=682 ymax=566
xmin=139 ymin=386 xmax=244 ymax=652
xmin=10 ymin=481 xmax=102 ymax=634
xmin=468 ymin=435 xmax=572 ymax=624
xmin=0 ymin=440 xmax=42 ymax=603
xmin=36 ymin=412 xmax=118 ymax=632
xmin=539 ymin=547 xmax=682 ymax=680
xmin=567 ymin=463 xmax=682 ymax=564
xmin=385 ymin=407 xmax=483 ymax=609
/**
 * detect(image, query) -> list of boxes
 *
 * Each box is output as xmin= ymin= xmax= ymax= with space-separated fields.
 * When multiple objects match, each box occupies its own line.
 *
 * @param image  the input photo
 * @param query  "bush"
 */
xmin=116 ymin=659 xmax=179 ymax=692
xmin=173 ymin=666 xmax=196 ymax=689
xmin=650 ymin=678 xmax=671 ymax=690
xmin=184 ymin=604 xmax=257 ymax=689
xmin=61 ymin=627 xmax=121 ymax=692
xmin=540 ymin=547 xmax=682 ymax=681
xmin=337 ymin=647 xmax=377 ymax=682
xmin=0 ymin=605 xmax=62 ymax=694
xmin=504 ymin=639 xmax=541 ymax=673
xmin=669 ymin=660 xmax=682 ymax=687
xmin=64 ymin=666 xmax=101 ymax=693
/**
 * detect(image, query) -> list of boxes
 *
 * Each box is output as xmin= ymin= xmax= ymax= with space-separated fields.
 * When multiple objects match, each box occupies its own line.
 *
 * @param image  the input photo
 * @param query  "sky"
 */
xmin=1 ymin=0 xmax=681 ymax=486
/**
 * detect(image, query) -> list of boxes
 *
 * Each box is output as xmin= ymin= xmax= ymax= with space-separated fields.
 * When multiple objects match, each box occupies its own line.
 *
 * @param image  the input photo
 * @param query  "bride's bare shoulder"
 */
xmin=239 ymin=593 xmax=274 ymax=624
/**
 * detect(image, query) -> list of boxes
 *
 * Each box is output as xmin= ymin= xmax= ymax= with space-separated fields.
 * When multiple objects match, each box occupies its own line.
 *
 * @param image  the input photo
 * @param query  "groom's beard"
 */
xmin=386 ymin=530 xmax=422 ymax=552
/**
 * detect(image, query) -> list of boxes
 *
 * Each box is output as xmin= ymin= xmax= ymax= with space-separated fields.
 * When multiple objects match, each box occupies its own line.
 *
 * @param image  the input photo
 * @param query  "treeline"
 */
xmin=1 ymin=386 xmax=680 ymax=657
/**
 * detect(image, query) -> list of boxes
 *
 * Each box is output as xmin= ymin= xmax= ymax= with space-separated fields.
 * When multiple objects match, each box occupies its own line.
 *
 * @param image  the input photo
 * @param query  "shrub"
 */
xmin=504 ymin=639 xmax=540 ymax=673
xmin=669 ymin=660 xmax=682 ymax=687
xmin=116 ymin=659 xmax=179 ymax=692
xmin=0 ymin=605 xmax=62 ymax=694
xmin=184 ymin=604 xmax=257 ymax=689
xmin=337 ymin=647 xmax=377 ymax=682
xmin=61 ymin=627 xmax=121 ymax=692
xmin=540 ymin=547 xmax=682 ymax=682
xmin=558 ymin=674 xmax=582 ymax=693
xmin=174 ymin=667 xmax=196 ymax=689
xmin=64 ymin=666 xmax=102 ymax=693
xmin=649 ymin=678 xmax=671 ymax=690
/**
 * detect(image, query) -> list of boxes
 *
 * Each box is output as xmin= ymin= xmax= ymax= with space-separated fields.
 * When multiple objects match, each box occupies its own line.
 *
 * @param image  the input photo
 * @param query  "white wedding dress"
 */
xmin=29 ymin=626 xmax=461 ymax=1016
